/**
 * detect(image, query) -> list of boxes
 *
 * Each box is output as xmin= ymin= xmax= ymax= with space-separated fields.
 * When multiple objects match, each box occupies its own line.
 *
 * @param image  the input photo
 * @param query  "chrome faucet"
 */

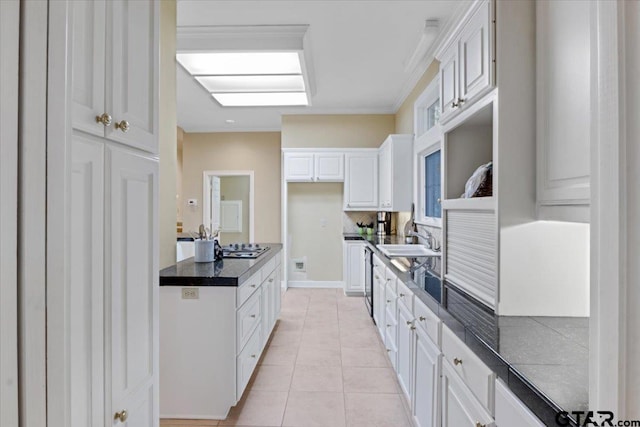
xmin=407 ymin=230 xmax=440 ymax=251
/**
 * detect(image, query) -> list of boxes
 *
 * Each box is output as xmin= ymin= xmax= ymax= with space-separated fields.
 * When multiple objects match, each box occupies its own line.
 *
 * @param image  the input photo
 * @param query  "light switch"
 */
xmin=187 ymin=199 xmax=198 ymax=207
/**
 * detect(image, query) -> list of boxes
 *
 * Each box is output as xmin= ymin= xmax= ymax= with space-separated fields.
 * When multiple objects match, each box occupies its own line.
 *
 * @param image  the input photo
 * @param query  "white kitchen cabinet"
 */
xmin=373 ymin=259 xmax=386 ymax=340
xmin=536 ymin=0 xmax=591 ymax=221
xmin=378 ymin=134 xmax=414 ymax=211
xmin=396 ymin=299 xmax=413 ymax=401
xmin=284 ymin=151 xmax=344 ymax=182
xmin=495 ymin=379 xmax=544 ymax=427
xmin=344 ymin=151 xmax=378 ymax=210
xmin=413 ymin=324 xmax=441 ymax=427
xmin=343 ymin=241 xmax=366 ymax=295
xmin=71 ymin=0 xmax=159 ymax=154
xmin=442 ymin=360 xmax=495 ymax=427
xmin=108 ymin=146 xmax=159 ymax=427
xmin=437 ymin=0 xmax=494 ymax=124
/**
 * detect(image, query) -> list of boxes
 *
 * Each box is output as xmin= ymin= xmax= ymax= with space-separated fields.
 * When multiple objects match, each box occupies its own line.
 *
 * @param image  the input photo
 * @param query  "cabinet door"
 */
xmin=459 ymin=0 xmax=492 ymax=104
xmin=396 ymin=302 xmax=413 ymax=400
xmin=378 ymin=143 xmax=392 ymax=210
xmin=284 ymin=153 xmax=314 ymax=182
xmin=107 ymin=147 xmax=158 ymax=427
xmin=495 ymin=379 xmax=544 ymax=427
xmin=344 ymin=152 xmax=378 ymax=210
xmin=442 ymin=361 xmax=495 ymax=427
xmin=70 ymin=0 xmax=106 ymax=137
xmin=373 ymin=275 xmax=386 ymax=340
xmin=413 ymin=327 xmax=440 ymax=427
xmin=439 ymin=44 xmax=459 ymax=121
xmin=69 ymin=137 xmax=105 ymax=427
xmin=106 ymin=0 xmax=159 ymax=153
xmin=344 ymin=242 xmax=365 ymax=294
xmin=273 ymin=265 xmax=281 ymax=322
xmin=315 ymin=153 xmax=344 ymax=182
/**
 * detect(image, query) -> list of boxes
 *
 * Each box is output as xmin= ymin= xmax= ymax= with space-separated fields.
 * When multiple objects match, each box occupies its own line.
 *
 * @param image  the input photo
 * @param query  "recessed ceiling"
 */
xmin=177 ymin=1 xmax=463 ymax=132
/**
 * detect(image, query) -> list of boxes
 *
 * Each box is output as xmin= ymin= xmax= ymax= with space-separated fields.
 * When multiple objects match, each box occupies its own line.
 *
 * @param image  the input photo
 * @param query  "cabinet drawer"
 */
xmin=442 ymin=324 xmax=495 ymax=413
xmin=236 ymin=326 xmax=261 ymax=401
xmin=396 ymin=280 xmax=413 ymax=312
xmin=414 ymin=297 xmax=441 ymax=346
xmin=385 ymin=328 xmax=397 ymax=371
xmin=261 ymin=257 xmax=277 ymax=282
xmin=384 ymin=268 xmax=397 ymax=293
xmin=237 ymin=271 xmax=260 ymax=307
xmin=237 ymin=291 xmax=262 ymax=353
xmin=385 ymin=282 xmax=398 ymax=317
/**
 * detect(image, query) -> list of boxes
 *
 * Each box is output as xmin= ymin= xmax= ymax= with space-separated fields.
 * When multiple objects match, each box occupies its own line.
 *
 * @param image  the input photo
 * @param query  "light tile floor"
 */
xmin=161 ymin=288 xmax=414 ymax=427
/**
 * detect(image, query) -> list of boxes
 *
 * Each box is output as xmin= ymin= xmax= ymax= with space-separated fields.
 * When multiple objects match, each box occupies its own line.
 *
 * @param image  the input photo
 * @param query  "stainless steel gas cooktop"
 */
xmin=222 ymin=243 xmax=270 ymax=259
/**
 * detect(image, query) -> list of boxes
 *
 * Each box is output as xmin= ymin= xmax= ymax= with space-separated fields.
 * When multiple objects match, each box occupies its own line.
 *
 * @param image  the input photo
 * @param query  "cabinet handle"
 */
xmin=475 ymin=423 xmax=486 ymax=427
xmin=95 ymin=113 xmax=112 ymax=126
xmin=250 ymin=284 xmax=257 ymax=288
xmin=419 ymin=316 xmax=426 ymax=321
xmin=451 ymin=101 xmax=459 ymax=108
xmin=114 ymin=120 xmax=130 ymax=133
xmin=457 ymin=97 xmax=465 ymax=105
xmin=251 ymin=354 xmax=256 ymax=358
xmin=268 ymin=278 xmax=274 ymax=283
xmin=386 ymin=299 xmax=391 ymax=303
xmin=410 ymin=326 xmax=416 ymax=330
xmin=114 ymin=410 xmax=128 ymax=423
xmin=250 ymin=314 xmax=256 ymax=318
xmin=386 ymin=324 xmax=391 ymax=327
xmin=406 ymin=320 xmax=413 ymax=326
xmin=399 ymin=293 xmax=405 ymax=297
xmin=453 ymin=357 xmax=463 ymax=366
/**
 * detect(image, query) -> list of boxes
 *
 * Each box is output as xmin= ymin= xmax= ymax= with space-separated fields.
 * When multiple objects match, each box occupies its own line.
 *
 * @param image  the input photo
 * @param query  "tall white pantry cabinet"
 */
xmin=47 ymin=1 xmax=160 ymax=427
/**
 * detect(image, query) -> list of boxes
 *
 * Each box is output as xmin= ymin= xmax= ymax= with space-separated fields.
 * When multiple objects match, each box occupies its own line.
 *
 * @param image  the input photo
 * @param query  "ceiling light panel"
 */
xmin=177 ymin=52 xmax=302 ymax=75
xmin=212 ymin=92 xmax=308 ymax=107
xmin=195 ymin=75 xmax=305 ymax=93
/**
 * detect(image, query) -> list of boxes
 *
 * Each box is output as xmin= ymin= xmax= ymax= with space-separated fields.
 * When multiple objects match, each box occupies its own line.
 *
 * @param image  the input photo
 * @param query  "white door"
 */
xmin=209 ymin=176 xmax=221 ymax=232
xmin=107 ymin=146 xmax=158 ymax=427
xmin=344 ymin=153 xmax=378 ymax=210
xmin=284 ymin=153 xmax=314 ymax=182
xmin=413 ymin=327 xmax=440 ymax=427
xmin=441 ymin=361 xmax=494 ymax=427
xmin=106 ymin=0 xmax=159 ymax=153
xmin=439 ymin=45 xmax=459 ymax=120
xmin=396 ymin=302 xmax=413 ymax=400
xmin=0 ymin=0 xmax=19 ymax=422
xmin=459 ymin=0 xmax=492 ymax=104
xmin=314 ymin=153 xmax=344 ymax=182
xmin=70 ymin=138 xmax=105 ymax=427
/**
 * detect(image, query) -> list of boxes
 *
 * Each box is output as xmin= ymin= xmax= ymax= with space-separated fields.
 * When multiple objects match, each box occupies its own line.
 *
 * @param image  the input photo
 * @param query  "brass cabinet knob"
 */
xmin=419 ymin=316 xmax=426 ymax=321
xmin=250 ymin=314 xmax=256 ymax=318
xmin=250 ymin=284 xmax=257 ymax=288
xmin=457 ymin=97 xmax=465 ymax=105
xmin=399 ymin=293 xmax=405 ymax=297
xmin=475 ymin=423 xmax=486 ymax=427
xmin=453 ymin=357 xmax=463 ymax=366
xmin=95 ymin=113 xmax=112 ymax=126
xmin=386 ymin=324 xmax=391 ymax=327
xmin=114 ymin=409 xmax=128 ymax=422
xmin=251 ymin=354 xmax=256 ymax=358
xmin=114 ymin=120 xmax=130 ymax=133
xmin=386 ymin=299 xmax=391 ymax=303
xmin=268 ymin=278 xmax=274 ymax=282
xmin=451 ymin=101 xmax=459 ymax=108
xmin=410 ymin=326 xmax=416 ymax=330
xmin=406 ymin=320 xmax=413 ymax=326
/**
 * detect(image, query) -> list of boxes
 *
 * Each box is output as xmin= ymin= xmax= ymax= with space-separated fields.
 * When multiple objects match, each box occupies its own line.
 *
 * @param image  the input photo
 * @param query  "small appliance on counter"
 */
xmin=222 ymin=243 xmax=270 ymax=259
xmin=376 ymin=211 xmax=391 ymax=236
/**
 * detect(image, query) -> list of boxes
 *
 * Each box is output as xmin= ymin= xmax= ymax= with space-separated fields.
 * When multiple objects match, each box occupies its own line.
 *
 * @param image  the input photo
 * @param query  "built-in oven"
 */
xmin=364 ymin=246 xmax=373 ymax=318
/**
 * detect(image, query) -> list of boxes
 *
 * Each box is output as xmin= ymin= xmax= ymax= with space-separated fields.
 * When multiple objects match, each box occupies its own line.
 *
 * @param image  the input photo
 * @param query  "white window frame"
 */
xmin=414 ymin=77 xmax=443 ymax=227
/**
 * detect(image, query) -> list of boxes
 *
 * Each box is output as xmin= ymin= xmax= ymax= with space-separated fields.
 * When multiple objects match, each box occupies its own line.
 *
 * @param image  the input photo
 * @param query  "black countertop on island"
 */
xmin=345 ymin=233 xmax=585 ymax=427
xmin=160 ymin=243 xmax=282 ymax=287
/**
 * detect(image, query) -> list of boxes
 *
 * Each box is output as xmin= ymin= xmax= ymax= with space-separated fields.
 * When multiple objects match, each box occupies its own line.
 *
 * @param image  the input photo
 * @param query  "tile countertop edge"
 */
xmin=159 ymin=243 xmax=283 ymax=287
xmin=358 ymin=236 xmax=579 ymax=427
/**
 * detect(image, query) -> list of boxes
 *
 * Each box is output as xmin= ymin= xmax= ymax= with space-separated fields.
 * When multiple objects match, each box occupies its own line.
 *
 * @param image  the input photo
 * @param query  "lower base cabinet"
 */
xmin=495 ymin=379 xmax=544 ymax=427
xmin=413 ymin=325 xmax=441 ymax=427
xmin=343 ymin=241 xmax=366 ymax=295
xmin=442 ymin=360 xmax=495 ymax=427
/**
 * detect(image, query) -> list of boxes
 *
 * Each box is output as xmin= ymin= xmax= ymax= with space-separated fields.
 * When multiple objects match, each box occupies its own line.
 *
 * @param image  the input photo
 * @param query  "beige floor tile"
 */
xmin=339 ymin=329 xmax=383 ymax=349
xmin=303 ymin=321 xmax=340 ymax=334
xmin=342 ymin=367 xmax=400 ymax=393
xmin=290 ymin=365 xmax=344 ymax=392
xmin=268 ymin=330 xmax=302 ymax=347
xmin=160 ymin=420 xmax=219 ymax=426
xmin=259 ymin=343 xmax=298 ymax=366
xmin=345 ymin=393 xmax=412 ymax=427
xmin=300 ymin=330 xmax=341 ymax=349
xmin=341 ymin=346 xmax=390 ymax=368
xmin=219 ymin=390 xmax=288 ymax=426
xmin=296 ymin=345 xmax=342 ymax=366
xmin=250 ymin=364 xmax=294 ymax=391
xmin=282 ymin=391 xmax=346 ymax=427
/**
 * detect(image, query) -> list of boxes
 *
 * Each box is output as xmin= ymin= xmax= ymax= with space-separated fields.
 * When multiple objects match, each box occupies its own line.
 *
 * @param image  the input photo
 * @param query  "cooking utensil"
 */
xmin=199 ymin=224 xmax=206 ymax=240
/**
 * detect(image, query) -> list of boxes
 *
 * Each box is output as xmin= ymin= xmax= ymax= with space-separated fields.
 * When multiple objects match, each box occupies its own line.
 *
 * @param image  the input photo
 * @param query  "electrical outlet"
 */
xmin=181 ymin=288 xmax=199 ymax=299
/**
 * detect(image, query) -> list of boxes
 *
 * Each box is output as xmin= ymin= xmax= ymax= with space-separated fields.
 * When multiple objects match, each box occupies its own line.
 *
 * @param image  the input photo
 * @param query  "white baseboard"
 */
xmin=287 ymin=281 xmax=345 ymax=289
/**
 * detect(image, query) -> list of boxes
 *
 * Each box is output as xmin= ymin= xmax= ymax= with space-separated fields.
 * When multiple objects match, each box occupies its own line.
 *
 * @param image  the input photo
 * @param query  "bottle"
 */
xmin=404 ymin=203 xmax=418 ymax=244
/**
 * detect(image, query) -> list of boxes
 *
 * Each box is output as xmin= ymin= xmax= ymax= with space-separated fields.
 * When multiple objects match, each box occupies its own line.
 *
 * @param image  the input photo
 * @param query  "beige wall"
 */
xmin=282 ymin=114 xmax=395 ymax=148
xmin=288 ymin=183 xmax=344 ymax=281
xmin=282 ymin=114 xmax=395 ymax=282
xmin=220 ymin=175 xmax=250 ymax=244
xmin=182 ymin=132 xmax=281 ymax=243
xmin=395 ymin=60 xmax=440 ymax=134
xmin=177 ymin=126 xmax=184 ymax=222
xmin=159 ymin=0 xmax=177 ymax=269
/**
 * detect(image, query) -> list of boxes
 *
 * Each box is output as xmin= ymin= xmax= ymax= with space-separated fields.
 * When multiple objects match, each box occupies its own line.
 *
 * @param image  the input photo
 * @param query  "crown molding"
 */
xmin=179 ymin=124 xmax=282 ymax=134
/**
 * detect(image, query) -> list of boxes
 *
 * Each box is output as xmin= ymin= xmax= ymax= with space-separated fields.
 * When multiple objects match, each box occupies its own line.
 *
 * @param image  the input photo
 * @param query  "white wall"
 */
xmin=219 ymin=175 xmax=250 ymax=244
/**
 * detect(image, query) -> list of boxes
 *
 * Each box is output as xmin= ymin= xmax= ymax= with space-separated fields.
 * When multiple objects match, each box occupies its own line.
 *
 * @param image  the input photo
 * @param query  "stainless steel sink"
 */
xmin=377 ymin=244 xmax=441 ymax=258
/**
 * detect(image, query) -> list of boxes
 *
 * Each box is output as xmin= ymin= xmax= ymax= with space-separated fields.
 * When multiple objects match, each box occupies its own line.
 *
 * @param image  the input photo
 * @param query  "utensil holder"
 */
xmin=194 ymin=239 xmax=215 ymax=262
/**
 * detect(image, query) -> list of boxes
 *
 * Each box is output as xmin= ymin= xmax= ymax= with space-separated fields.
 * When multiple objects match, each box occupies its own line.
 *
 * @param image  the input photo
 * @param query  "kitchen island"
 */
xmin=159 ymin=245 xmax=282 ymax=420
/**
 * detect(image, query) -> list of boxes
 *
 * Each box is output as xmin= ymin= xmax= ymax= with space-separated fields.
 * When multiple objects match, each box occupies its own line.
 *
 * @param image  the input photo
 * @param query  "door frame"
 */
xmin=202 ymin=170 xmax=255 ymax=242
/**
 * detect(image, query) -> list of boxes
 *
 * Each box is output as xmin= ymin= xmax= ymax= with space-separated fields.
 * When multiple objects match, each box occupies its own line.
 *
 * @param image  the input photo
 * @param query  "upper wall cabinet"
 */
xmin=344 ymin=151 xmax=378 ymax=210
xmin=378 ymin=135 xmax=413 ymax=212
xmin=284 ymin=151 xmax=344 ymax=182
xmin=536 ymin=0 xmax=591 ymax=222
xmin=71 ymin=0 xmax=159 ymax=154
xmin=437 ymin=0 xmax=494 ymax=125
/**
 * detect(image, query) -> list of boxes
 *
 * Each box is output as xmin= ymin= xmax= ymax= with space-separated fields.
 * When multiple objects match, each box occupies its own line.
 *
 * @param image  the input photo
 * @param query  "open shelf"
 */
xmin=441 ymin=197 xmax=495 ymax=211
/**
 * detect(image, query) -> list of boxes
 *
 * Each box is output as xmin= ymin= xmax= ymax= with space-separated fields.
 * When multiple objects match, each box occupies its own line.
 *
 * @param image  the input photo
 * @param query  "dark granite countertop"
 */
xmin=160 ymin=243 xmax=282 ymax=287
xmin=354 ymin=235 xmax=585 ymax=427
